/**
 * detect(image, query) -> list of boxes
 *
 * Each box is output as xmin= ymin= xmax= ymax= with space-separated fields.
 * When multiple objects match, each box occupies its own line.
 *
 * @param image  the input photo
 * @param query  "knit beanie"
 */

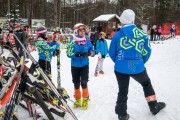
xmin=120 ymin=9 xmax=135 ymax=25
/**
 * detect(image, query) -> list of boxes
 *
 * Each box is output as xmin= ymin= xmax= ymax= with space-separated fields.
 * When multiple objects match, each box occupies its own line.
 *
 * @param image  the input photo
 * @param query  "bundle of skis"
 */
xmin=0 ymin=34 xmax=78 ymax=120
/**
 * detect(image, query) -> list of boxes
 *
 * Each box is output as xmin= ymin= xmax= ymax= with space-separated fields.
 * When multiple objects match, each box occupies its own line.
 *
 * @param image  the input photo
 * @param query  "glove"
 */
xmin=75 ymin=53 xmax=81 ymax=57
xmin=98 ymin=53 xmax=101 ymax=58
xmin=75 ymin=52 xmax=88 ymax=57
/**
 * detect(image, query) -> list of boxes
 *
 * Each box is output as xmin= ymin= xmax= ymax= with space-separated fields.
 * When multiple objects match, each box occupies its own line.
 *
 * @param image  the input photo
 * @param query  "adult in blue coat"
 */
xmin=109 ymin=9 xmax=166 ymax=120
xmin=66 ymin=23 xmax=94 ymax=110
xmin=94 ymin=32 xmax=108 ymax=76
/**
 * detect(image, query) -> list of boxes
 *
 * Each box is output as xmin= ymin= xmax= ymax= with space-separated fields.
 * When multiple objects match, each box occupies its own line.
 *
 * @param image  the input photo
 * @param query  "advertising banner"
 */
xmin=19 ymin=18 xmax=28 ymax=26
xmin=0 ymin=18 xmax=8 ymax=28
xmin=31 ymin=19 xmax=45 ymax=28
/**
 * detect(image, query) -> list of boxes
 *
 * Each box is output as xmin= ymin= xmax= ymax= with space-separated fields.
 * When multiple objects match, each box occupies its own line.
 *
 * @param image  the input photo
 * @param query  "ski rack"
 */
xmin=0 ymin=47 xmax=56 ymax=120
xmin=14 ymin=34 xmax=78 ymax=120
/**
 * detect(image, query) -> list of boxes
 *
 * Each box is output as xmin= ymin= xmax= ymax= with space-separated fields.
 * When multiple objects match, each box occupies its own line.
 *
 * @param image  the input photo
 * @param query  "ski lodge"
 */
xmin=93 ymin=14 xmax=120 ymax=37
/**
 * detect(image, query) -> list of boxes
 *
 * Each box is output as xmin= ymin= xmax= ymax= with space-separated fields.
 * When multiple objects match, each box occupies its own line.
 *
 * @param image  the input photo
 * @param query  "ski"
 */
xmin=3 ymin=55 xmax=25 ymax=120
xmin=57 ymin=47 xmax=61 ymax=89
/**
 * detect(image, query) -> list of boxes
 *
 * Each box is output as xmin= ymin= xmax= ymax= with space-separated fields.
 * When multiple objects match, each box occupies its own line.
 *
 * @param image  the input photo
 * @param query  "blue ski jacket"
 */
xmin=66 ymin=37 xmax=94 ymax=67
xmin=109 ymin=24 xmax=151 ymax=74
xmin=34 ymin=38 xmax=59 ymax=62
xmin=96 ymin=39 xmax=109 ymax=55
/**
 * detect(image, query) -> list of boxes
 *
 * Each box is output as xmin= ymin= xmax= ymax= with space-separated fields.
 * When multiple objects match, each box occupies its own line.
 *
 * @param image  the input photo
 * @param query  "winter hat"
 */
xmin=120 ymin=9 xmax=135 ymax=25
xmin=36 ymin=26 xmax=47 ymax=37
xmin=36 ymin=26 xmax=47 ymax=34
xmin=36 ymin=26 xmax=47 ymax=40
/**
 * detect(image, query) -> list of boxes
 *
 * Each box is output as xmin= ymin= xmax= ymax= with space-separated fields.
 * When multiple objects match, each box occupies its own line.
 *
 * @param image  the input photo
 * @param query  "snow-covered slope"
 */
xmin=19 ymin=37 xmax=180 ymax=120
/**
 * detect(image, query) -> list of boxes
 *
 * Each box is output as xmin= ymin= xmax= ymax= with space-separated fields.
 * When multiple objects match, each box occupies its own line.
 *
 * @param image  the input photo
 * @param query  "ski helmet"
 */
xmin=73 ymin=23 xmax=86 ymax=35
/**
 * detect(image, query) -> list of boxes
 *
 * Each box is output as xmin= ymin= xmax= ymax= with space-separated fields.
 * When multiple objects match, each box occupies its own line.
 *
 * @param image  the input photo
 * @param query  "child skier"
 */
xmin=66 ymin=23 xmax=94 ymax=110
xmin=94 ymin=32 xmax=109 ymax=77
xmin=34 ymin=26 xmax=60 ymax=78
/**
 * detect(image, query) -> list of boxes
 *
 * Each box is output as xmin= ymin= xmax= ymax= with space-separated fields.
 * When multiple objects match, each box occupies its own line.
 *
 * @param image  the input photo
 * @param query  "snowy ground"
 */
xmin=19 ymin=37 xmax=180 ymax=120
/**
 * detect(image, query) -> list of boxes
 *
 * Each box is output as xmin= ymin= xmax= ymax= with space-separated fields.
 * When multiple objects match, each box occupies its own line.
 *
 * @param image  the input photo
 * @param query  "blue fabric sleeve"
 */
xmin=96 ymin=40 xmax=100 ymax=53
xmin=109 ymin=33 xmax=118 ymax=63
xmin=49 ymin=41 xmax=57 ymax=46
xmin=88 ymin=40 xmax=94 ymax=54
xmin=42 ymin=42 xmax=59 ymax=52
xmin=143 ymin=37 xmax=151 ymax=63
xmin=105 ymin=41 xmax=109 ymax=53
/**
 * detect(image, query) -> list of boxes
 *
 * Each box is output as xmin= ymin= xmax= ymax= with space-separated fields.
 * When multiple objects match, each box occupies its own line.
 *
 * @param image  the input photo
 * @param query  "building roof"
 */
xmin=93 ymin=14 xmax=120 ymax=22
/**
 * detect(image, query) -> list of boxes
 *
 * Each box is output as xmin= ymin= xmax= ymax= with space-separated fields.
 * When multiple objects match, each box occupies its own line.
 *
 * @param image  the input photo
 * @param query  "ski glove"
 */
xmin=75 ymin=52 xmax=89 ymax=58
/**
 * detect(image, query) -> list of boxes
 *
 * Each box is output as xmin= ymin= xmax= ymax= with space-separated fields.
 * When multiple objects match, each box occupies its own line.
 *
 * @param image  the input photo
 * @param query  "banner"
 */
xmin=31 ymin=19 xmax=45 ymax=28
xmin=19 ymin=18 xmax=28 ymax=26
xmin=0 ymin=18 xmax=8 ymax=28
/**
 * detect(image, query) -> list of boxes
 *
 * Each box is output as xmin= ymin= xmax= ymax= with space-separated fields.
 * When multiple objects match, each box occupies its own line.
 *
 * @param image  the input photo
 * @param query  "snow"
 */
xmin=19 ymin=37 xmax=180 ymax=120
xmin=93 ymin=14 xmax=120 ymax=22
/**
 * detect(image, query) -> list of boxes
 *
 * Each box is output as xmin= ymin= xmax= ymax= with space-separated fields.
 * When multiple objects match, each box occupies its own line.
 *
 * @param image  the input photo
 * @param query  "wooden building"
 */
xmin=93 ymin=14 xmax=120 ymax=37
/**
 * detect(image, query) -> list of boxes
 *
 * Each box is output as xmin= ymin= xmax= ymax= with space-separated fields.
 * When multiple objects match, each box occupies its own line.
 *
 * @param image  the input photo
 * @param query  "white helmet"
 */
xmin=73 ymin=23 xmax=86 ymax=35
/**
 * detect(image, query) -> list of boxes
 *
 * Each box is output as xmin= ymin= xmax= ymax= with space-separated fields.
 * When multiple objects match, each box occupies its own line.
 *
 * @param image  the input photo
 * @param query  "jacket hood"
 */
xmin=121 ymin=24 xmax=136 ymax=39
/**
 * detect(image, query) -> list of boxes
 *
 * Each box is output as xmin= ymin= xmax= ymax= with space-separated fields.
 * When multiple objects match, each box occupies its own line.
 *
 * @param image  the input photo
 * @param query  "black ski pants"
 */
xmin=114 ymin=69 xmax=155 ymax=116
xmin=71 ymin=65 xmax=89 ymax=89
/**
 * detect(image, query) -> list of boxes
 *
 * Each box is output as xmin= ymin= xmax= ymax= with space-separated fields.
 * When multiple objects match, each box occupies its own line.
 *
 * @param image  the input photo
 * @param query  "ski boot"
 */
xmin=33 ymin=70 xmax=39 ymax=78
xmin=118 ymin=114 xmax=130 ymax=120
xmin=82 ymin=98 xmax=90 ymax=110
xmin=151 ymin=102 xmax=166 ymax=115
xmin=99 ymin=70 xmax=104 ymax=74
xmin=73 ymin=99 xmax=82 ymax=108
xmin=57 ymin=87 xmax=70 ymax=100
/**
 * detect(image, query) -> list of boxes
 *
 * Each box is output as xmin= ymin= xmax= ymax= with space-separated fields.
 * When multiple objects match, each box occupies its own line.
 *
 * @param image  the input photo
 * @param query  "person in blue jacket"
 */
xmin=66 ymin=23 xmax=94 ymax=110
xmin=170 ymin=24 xmax=176 ymax=37
xmin=34 ymin=26 xmax=60 ymax=78
xmin=109 ymin=9 xmax=166 ymax=120
xmin=94 ymin=32 xmax=108 ymax=76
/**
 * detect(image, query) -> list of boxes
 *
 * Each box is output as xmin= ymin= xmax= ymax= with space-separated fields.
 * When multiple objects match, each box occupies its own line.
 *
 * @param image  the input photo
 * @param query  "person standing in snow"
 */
xmin=66 ymin=23 xmax=94 ymax=110
xmin=109 ymin=9 xmax=166 ymax=120
xmin=157 ymin=25 xmax=162 ymax=40
xmin=93 ymin=30 xmax=100 ymax=54
xmin=14 ymin=24 xmax=26 ymax=57
xmin=94 ymin=32 xmax=108 ymax=77
xmin=110 ymin=29 xmax=116 ymax=39
xmin=170 ymin=24 xmax=176 ymax=38
xmin=34 ymin=26 xmax=60 ymax=79
xmin=85 ymin=26 xmax=91 ymax=40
